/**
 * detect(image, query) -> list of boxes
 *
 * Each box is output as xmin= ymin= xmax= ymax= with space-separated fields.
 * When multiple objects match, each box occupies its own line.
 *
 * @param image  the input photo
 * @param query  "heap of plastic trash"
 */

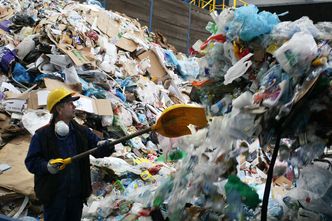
xmin=0 ymin=0 xmax=198 ymax=220
xmin=152 ymin=5 xmax=332 ymax=221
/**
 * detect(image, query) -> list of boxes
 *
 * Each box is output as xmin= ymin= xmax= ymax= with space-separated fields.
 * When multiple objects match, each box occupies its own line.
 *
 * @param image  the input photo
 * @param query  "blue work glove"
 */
xmin=97 ymin=140 xmax=115 ymax=152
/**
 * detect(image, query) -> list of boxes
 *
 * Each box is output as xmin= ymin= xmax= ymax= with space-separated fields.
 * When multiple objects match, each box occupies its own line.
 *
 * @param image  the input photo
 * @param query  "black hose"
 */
xmin=261 ymin=129 xmax=282 ymax=221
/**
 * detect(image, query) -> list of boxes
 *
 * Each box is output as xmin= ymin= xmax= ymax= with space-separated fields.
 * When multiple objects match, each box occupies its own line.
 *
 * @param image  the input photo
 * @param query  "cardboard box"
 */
xmin=138 ymin=50 xmax=168 ymax=83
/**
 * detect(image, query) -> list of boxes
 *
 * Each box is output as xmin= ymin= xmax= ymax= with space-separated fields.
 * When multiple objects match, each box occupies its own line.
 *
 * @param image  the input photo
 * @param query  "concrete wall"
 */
xmin=105 ymin=0 xmax=212 ymax=53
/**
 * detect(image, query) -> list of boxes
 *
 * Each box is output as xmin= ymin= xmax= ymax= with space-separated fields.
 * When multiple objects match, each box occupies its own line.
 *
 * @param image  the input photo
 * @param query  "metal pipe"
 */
xmin=149 ymin=0 xmax=154 ymax=32
xmin=186 ymin=2 xmax=192 ymax=56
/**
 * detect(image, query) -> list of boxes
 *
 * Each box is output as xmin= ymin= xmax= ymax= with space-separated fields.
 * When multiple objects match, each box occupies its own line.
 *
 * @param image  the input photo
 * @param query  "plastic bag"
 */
xmin=64 ymin=66 xmax=80 ymax=84
xmin=286 ymin=165 xmax=332 ymax=216
xmin=12 ymin=63 xmax=33 ymax=84
xmin=274 ymin=32 xmax=318 ymax=76
xmin=224 ymin=53 xmax=253 ymax=85
xmin=215 ymin=8 xmax=234 ymax=35
xmin=163 ymin=50 xmax=179 ymax=68
xmin=177 ymin=57 xmax=200 ymax=80
xmin=271 ymin=17 xmax=321 ymax=41
xmin=0 ymin=47 xmax=16 ymax=74
xmin=315 ymin=22 xmax=332 ymax=40
xmin=90 ymin=156 xmax=141 ymax=176
xmin=226 ymin=5 xmax=279 ymax=42
xmin=16 ymin=37 xmax=35 ymax=60
xmin=22 ymin=110 xmax=52 ymax=135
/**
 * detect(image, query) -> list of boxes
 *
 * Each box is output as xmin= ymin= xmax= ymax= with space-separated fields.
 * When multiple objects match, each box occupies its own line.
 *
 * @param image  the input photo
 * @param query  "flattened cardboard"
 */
xmin=27 ymin=79 xmax=114 ymax=116
xmin=57 ymin=43 xmax=91 ymax=66
xmin=4 ymin=91 xmax=29 ymax=100
xmin=0 ymin=136 xmax=34 ymax=197
xmin=115 ymin=30 xmax=145 ymax=52
xmin=274 ymin=176 xmax=292 ymax=189
xmin=27 ymin=91 xmax=40 ymax=110
xmin=138 ymin=50 xmax=168 ymax=83
xmin=116 ymin=38 xmax=138 ymax=52
xmin=0 ymin=187 xmax=22 ymax=201
xmin=74 ymin=96 xmax=113 ymax=116
xmin=95 ymin=99 xmax=113 ymax=116
xmin=43 ymin=78 xmax=76 ymax=92
xmin=85 ymin=11 xmax=120 ymax=38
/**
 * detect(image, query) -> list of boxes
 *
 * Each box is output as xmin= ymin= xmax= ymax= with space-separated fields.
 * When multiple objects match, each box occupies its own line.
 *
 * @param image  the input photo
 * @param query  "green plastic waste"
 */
xmin=168 ymin=149 xmax=187 ymax=161
xmin=206 ymin=21 xmax=218 ymax=34
xmin=225 ymin=175 xmax=260 ymax=209
xmin=153 ymin=178 xmax=174 ymax=207
xmin=156 ymin=154 xmax=166 ymax=162
xmin=156 ymin=148 xmax=187 ymax=162
xmin=114 ymin=180 xmax=125 ymax=192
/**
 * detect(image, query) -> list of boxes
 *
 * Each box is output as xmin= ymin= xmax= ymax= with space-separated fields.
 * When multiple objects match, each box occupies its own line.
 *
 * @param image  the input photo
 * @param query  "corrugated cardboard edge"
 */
xmin=94 ymin=99 xmax=113 ymax=116
xmin=27 ymin=92 xmax=39 ymax=110
xmin=116 ymin=38 xmax=138 ymax=52
xmin=138 ymin=50 xmax=168 ymax=83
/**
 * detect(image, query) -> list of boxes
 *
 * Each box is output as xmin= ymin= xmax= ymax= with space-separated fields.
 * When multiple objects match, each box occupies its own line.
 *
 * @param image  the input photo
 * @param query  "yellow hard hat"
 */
xmin=47 ymin=88 xmax=78 ymax=112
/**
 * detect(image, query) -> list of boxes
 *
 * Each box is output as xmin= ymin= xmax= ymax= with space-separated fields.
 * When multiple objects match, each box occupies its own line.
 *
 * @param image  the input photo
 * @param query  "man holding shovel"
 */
xmin=25 ymin=88 xmax=114 ymax=221
xmin=25 ymin=87 xmax=208 ymax=221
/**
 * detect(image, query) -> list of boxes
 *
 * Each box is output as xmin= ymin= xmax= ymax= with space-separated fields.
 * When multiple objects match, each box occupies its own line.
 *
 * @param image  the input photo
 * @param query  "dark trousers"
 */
xmin=43 ymin=196 xmax=83 ymax=221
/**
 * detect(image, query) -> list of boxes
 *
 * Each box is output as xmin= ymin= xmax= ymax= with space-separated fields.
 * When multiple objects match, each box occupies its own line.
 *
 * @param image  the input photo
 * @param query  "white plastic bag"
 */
xmin=22 ymin=110 xmax=52 ymax=135
xmin=274 ymin=32 xmax=318 ymax=76
xmin=224 ymin=53 xmax=253 ymax=85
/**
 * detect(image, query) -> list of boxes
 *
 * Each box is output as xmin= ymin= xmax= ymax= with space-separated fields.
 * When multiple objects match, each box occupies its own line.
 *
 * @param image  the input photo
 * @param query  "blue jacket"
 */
xmin=25 ymin=120 xmax=112 ymax=204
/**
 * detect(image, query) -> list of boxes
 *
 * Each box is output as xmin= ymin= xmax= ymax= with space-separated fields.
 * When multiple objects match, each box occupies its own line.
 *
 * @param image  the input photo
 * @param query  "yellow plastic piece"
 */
xmin=266 ymin=43 xmax=280 ymax=55
xmin=133 ymin=158 xmax=152 ymax=165
xmin=140 ymin=170 xmax=155 ymax=182
xmin=312 ymin=57 xmax=327 ymax=66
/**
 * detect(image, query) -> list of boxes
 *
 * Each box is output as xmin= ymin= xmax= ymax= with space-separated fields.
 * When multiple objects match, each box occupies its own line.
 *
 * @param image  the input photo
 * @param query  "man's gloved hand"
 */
xmin=47 ymin=159 xmax=65 ymax=174
xmin=97 ymin=140 xmax=115 ymax=152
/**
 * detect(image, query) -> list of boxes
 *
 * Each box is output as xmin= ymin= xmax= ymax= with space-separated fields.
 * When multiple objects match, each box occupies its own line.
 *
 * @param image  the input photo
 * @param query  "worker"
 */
xmin=25 ymin=88 xmax=115 ymax=221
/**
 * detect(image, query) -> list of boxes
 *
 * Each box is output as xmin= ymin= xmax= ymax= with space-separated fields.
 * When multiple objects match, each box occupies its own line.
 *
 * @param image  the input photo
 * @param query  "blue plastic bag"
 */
xmin=227 ymin=5 xmax=280 ymax=41
xmin=12 ymin=63 xmax=33 ymax=84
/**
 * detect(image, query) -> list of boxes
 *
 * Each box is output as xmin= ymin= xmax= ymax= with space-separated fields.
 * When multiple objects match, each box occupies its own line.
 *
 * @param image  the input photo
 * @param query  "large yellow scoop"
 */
xmin=50 ymin=104 xmax=208 ymax=168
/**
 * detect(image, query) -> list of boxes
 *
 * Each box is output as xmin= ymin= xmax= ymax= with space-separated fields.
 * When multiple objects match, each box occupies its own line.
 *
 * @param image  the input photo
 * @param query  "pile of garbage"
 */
xmin=0 ymin=0 xmax=199 ymax=220
xmin=152 ymin=5 xmax=332 ymax=221
xmin=1 ymin=1 xmax=332 ymax=220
